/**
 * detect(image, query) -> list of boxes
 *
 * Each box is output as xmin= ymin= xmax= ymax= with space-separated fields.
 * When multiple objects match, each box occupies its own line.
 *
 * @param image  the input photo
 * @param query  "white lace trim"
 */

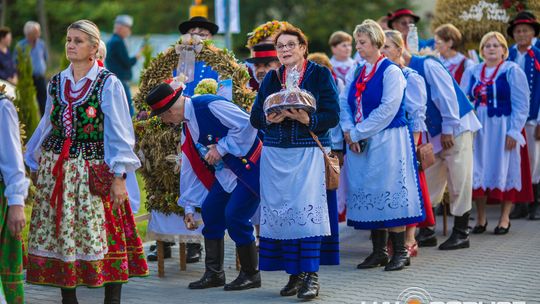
xmin=28 ymin=246 xmax=108 ymax=262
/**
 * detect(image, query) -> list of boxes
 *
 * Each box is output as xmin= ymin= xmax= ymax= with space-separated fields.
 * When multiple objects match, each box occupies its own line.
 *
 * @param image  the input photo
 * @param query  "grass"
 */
xmin=21 ymin=172 xmax=149 ymax=243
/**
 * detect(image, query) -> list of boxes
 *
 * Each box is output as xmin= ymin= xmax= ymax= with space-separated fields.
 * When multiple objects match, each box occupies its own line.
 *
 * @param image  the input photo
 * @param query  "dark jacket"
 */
xmin=250 ymin=61 xmax=340 ymax=148
xmin=105 ymin=33 xmax=136 ymax=81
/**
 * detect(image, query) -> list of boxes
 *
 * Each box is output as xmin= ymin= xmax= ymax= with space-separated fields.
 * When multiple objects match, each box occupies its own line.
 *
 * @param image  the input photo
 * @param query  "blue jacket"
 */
xmin=105 ymin=33 xmax=136 ymax=81
xmin=508 ymin=45 xmax=540 ymax=121
xmin=250 ymin=61 xmax=340 ymax=148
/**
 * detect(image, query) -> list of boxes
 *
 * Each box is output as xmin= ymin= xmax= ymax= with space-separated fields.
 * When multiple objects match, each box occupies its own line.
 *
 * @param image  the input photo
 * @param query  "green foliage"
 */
xmin=14 ymin=46 xmax=40 ymax=141
xmin=142 ymin=35 xmax=154 ymax=70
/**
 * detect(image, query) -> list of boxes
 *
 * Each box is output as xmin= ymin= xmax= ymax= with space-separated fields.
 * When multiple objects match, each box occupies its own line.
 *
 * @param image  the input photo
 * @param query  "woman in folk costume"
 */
xmin=340 ymin=20 xmax=424 ymax=272
xmin=461 ymin=31 xmax=533 ymax=235
xmin=381 ymin=30 xmax=435 ymax=258
xmin=250 ymin=23 xmax=340 ymax=300
xmin=507 ymin=11 xmax=540 ymax=220
xmin=24 ymin=20 xmax=148 ymax=304
xmin=0 ymin=94 xmax=29 ymax=304
xmin=434 ymin=24 xmax=474 ymax=83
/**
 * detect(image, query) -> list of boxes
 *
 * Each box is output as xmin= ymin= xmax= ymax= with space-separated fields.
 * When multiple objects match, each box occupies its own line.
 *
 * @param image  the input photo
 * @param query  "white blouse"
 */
xmin=402 ymin=67 xmax=427 ymax=132
xmin=0 ymin=98 xmax=30 ymax=206
xmin=24 ymin=62 xmax=140 ymax=174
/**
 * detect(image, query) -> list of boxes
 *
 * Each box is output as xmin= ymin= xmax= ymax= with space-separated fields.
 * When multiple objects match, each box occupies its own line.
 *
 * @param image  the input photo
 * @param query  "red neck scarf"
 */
xmin=354 ymin=55 xmax=384 ymax=123
xmin=474 ymin=61 xmax=503 ymax=106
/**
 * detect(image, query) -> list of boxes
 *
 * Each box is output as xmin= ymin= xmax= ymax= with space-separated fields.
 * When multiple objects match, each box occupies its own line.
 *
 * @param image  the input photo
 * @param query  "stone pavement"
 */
xmin=25 ymin=206 xmax=540 ymax=304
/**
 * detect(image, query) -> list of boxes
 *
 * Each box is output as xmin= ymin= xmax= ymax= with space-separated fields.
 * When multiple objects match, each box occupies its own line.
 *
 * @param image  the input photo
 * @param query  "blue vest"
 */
xmin=346 ymin=59 xmax=408 ymax=129
xmin=409 ymin=55 xmax=474 ymax=136
xmin=466 ymin=70 xmax=512 ymax=117
xmin=183 ymin=61 xmax=219 ymax=97
xmin=508 ymin=46 xmax=540 ymax=120
xmin=189 ymin=94 xmax=261 ymax=194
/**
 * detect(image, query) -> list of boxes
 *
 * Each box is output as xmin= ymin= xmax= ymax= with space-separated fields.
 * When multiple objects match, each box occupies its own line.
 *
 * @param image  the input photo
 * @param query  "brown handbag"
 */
xmin=309 ymin=131 xmax=340 ymax=190
xmin=88 ymin=162 xmax=114 ymax=197
xmin=416 ymin=133 xmax=435 ymax=171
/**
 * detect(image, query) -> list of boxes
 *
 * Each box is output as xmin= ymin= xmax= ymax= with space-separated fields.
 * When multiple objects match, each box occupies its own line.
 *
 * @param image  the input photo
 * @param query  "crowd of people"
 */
xmin=1 ymin=6 xmax=540 ymax=304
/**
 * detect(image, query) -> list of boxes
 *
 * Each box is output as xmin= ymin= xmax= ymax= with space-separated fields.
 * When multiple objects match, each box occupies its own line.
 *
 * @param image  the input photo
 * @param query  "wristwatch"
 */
xmin=114 ymin=172 xmax=127 ymax=179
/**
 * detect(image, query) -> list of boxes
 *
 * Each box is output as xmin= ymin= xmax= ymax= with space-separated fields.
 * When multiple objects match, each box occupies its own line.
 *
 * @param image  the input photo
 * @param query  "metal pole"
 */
xmin=224 ymin=0 xmax=231 ymax=50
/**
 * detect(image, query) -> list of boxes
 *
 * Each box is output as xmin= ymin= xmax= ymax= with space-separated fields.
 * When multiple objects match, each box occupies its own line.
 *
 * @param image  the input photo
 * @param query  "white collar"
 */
xmin=61 ymin=61 xmax=100 ymax=84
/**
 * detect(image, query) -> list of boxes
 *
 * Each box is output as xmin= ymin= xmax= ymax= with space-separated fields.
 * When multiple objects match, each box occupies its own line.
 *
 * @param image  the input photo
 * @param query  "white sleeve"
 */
xmin=178 ymin=131 xmax=208 ymax=213
xmin=209 ymin=100 xmax=257 ymax=157
xmin=403 ymin=72 xmax=427 ymax=132
xmin=101 ymin=76 xmax=141 ymax=174
xmin=339 ymin=65 xmax=358 ymax=133
xmin=24 ymin=91 xmax=53 ymax=172
xmin=0 ymin=100 xmax=30 ymax=206
xmin=506 ymin=64 xmax=530 ymax=145
xmin=459 ymin=66 xmax=475 ymax=94
xmin=424 ymin=58 xmax=460 ymax=135
xmin=349 ymin=65 xmax=406 ymax=142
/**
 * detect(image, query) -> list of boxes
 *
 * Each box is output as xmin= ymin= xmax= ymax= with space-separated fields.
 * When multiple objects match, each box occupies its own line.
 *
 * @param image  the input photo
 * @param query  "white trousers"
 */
xmin=525 ymin=124 xmax=540 ymax=184
xmin=425 ymin=131 xmax=474 ymax=217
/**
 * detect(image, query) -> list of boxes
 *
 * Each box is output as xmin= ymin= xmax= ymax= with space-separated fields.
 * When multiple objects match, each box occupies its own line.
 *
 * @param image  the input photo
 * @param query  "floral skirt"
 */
xmin=27 ymin=151 xmax=148 ymax=288
xmin=0 ymin=184 xmax=24 ymax=303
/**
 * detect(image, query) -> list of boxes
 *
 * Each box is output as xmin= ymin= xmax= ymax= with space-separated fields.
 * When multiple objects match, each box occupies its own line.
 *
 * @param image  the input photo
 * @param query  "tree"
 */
xmin=14 ymin=46 xmax=40 ymax=141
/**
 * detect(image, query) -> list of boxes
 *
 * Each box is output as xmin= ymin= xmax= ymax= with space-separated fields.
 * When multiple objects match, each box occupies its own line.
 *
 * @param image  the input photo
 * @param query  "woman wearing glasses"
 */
xmin=461 ymin=32 xmax=532 ymax=235
xmin=250 ymin=23 xmax=339 ymax=300
xmin=340 ymin=20 xmax=424 ymax=272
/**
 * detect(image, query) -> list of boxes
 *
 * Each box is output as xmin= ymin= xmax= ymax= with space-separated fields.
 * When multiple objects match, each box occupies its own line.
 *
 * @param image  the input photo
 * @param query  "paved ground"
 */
xmin=25 ymin=206 xmax=540 ymax=304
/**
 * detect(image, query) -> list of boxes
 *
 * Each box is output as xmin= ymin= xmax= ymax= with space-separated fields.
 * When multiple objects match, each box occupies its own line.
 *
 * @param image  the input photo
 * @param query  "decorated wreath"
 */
xmin=246 ymin=20 xmax=291 ymax=49
xmin=432 ymin=0 xmax=540 ymax=44
xmin=132 ymin=37 xmax=255 ymax=216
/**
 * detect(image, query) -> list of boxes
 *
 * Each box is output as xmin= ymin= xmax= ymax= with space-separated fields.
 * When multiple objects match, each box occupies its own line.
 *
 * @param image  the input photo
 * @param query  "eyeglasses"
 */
xmin=276 ymin=42 xmax=298 ymax=51
xmin=483 ymin=43 xmax=502 ymax=49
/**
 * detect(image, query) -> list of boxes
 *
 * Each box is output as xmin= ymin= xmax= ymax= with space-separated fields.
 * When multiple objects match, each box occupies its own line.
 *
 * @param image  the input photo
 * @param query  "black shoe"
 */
xmin=357 ymin=230 xmax=388 ymax=269
xmin=415 ymin=227 xmax=437 ymax=247
xmin=188 ymin=239 xmax=225 ymax=289
xmin=471 ymin=221 xmax=488 ymax=234
xmin=384 ymin=231 xmax=410 ymax=271
xmin=224 ymin=242 xmax=261 ymax=291
xmin=297 ymin=272 xmax=319 ymax=300
xmin=529 ymin=207 xmax=540 ymax=220
xmin=528 ymin=184 xmax=540 ymax=220
xmin=494 ymin=223 xmax=511 ymax=235
xmin=149 ymin=241 xmax=175 ymax=252
xmin=104 ymin=284 xmax=122 ymax=304
xmin=509 ymin=204 xmax=529 ymax=219
xmin=147 ymin=245 xmax=171 ymax=262
xmin=439 ymin=212 xmax=470 ymax=250
xmin=61 ymin=288 xmax=78 ymax=304
xmin=280 ymin=273 xmax=305 ymax=296
xmin=186 ymin=243 xmax=202 ymax=263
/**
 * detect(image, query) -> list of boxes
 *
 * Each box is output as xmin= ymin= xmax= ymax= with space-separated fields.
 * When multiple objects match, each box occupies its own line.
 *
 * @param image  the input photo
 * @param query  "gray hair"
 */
xmin=23 ymin=21 xmax=40 ymax=36
xmin=67 ymin=20 xmax=101 ymax=48
xmin=353 ymin=19 xmax=385 ymax=49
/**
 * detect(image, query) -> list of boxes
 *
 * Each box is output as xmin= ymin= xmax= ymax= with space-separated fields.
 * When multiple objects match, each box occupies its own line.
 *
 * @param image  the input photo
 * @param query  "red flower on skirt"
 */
xmin=83 ymin=124 xmax=94 ymax=134
xmin=86 ymin=106 xmax=97 ymax=118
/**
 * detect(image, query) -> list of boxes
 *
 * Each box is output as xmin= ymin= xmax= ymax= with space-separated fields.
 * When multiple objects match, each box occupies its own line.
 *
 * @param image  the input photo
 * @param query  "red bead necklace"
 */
xmin=281 ymin=60 xmax=308 ymax=89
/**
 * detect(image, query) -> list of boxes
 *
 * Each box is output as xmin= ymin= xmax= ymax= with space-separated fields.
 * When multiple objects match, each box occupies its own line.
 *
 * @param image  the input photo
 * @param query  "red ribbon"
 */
xmin=527 ymin=49 xmax=540 ymax=72
xmin=354 ymin=55 xmax=384 ymax=123
xmin=473 ymin=61 xmax=503 ymax=106
xmin=150 ymin=87 xmax=183 ymax=111
xmin=253 ymin=50 xmax=278 ymax=58
xmin=50 ymin=136 xmax=72 ymax=237
xmin=181 ymin=125 xmax=216 ymax=190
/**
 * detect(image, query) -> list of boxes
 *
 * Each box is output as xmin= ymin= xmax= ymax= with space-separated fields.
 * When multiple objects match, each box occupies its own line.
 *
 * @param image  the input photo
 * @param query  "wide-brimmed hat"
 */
xmin=145 ymin=82 xmax=184 ymax=117
xmin=178 ymin=16 xmax=219 ymax=35
xmin=246 ymin=43 xmax=279 ymax=64
xmin=387 ymin=8 xmax=420 ymax=29
xmin=507 ymin=11 xmax=540 ymax=38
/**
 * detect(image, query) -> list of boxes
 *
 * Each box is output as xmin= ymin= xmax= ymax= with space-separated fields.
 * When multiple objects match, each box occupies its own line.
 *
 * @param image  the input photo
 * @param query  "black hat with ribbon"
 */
xmin=145 ymin=81 xmax=184 ymax=117
xmin=246 ymin=43 xmax=279 ymax=64
xmin=507 ymin=11 xmax=540 ymax=38
xmin=387 ymin=8 xmax=421 ymax=29
xmin=178 ymin=16 xmax=219 ymax=35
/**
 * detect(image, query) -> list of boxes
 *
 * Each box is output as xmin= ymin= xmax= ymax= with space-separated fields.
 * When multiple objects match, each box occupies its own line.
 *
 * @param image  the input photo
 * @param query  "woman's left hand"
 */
xmin=110 ymin=177 xmax=128 ymax=210
xmin=505 ymin=135 xmax=517 ymax=150
xmin=283 ymin=108 xmax=310 ymax=125
xmin=349 ymin=142 xmax=361 ymax=153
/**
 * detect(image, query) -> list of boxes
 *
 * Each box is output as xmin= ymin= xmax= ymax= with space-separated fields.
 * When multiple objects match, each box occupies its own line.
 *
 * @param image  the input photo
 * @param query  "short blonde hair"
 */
xmin=384 ymin=30 xmax=404 ymax=50
xmin=434 ymin=24 xmax=463 ymax=51
xmin=353 ymin=19 xmax=385 ymax=49
xmin=307 ymin=52 xmax=332 ymax=69
xmin=328 ymin=31 xmax=352 ymax=47
xmin=479 ymin=31 xmax=508 ymax=60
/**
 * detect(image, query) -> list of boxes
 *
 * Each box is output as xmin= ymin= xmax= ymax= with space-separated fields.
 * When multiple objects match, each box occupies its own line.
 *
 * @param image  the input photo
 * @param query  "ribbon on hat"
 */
xmin=527 ymin=49 xmax=540 ymax=72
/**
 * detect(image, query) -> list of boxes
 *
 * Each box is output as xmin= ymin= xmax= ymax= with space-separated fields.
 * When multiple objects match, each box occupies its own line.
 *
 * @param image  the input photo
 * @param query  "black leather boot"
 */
xmin=61 ymin=288 xmax=78 ymax=304
xmin=416 ymin=227 xmax=437 ymax=247
xmin=528 ymin=184 xmax=540 ymax=220
xmin=188 ymin=238 xmax=225 ymax=289
xmin=104 ymin=284 xmax=122 ymax=304
xmin=224 ymin=242 xmax=261 ymax=291
xmin=280 ymin=273 xmax=305 ymax=296
xmin=509 ymin=203 xmax=529 ymax=219
xmin=147 ymin=242 xmax=172 ymax=262
xmin=439 ymin=211 xmax=470 ymax=250
xmin=297 ymin=272 xmax=320 ymax=300
xmin=384 ymin=231 xmax=410 ymax=271
xmin=357 ymin=230 xmax=389 ymax=269
xmin=186 ymin=242 xmax=202 ymax=263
